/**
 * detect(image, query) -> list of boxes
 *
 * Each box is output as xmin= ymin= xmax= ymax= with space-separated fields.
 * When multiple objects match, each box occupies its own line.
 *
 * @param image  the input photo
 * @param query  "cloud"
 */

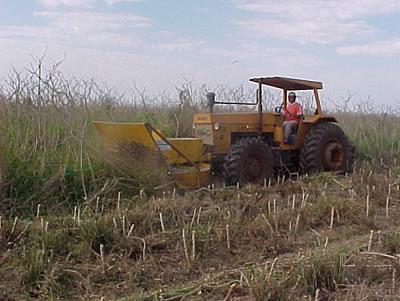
xmin=156 ymin=40 xmax=205 ymax=52
xmin=236 ymin=19 xmax=372 ymax=45
xmin=234 ymin=0 xmax=400 ymax=19
xmin=37 ymin=0 xmax=144 ymax=7
xmin=38 ymin=0 xmax=95 ymax=7
xmin=0 ymin=10 xmax=151 ymax=50
xmin=233 ymin=0 xmax=400 ymax=44
xmin=337 ymin=39 xmax=400 ymax=56
xmin=104 ymin=0 xmax=144 ymax=5
xmin=34 ymin=10 xmax=151 ymax=33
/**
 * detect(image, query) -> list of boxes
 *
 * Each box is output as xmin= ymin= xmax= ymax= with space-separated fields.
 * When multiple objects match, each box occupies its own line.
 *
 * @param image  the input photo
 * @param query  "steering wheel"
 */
xmin=274 ymin=105 xmax=283 ymax=114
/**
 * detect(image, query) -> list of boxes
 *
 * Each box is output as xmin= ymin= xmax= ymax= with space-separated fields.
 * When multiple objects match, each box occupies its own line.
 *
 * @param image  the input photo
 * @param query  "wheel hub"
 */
xmin=323 ymin=140 xmax=344 ymax=170
xmin=244 ymin=156 xmax=264 ymax=181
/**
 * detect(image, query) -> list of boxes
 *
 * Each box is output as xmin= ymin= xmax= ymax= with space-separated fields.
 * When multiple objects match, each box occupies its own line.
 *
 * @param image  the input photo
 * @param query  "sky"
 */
xmin=0 ymin=0 xmax=399 ymax=106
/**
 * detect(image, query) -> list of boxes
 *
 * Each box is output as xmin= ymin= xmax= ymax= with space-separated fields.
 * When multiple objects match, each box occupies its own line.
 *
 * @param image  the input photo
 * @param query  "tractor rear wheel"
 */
xmin=223 ymin=137 xmax=274 ymax=186
xmin=300 ymin=123 xmax=355 ymax=174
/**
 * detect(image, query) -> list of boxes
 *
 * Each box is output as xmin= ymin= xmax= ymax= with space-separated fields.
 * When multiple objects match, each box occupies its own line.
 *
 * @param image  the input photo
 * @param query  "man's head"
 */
xmin=288 ymin=92 xmax=296 ymax=103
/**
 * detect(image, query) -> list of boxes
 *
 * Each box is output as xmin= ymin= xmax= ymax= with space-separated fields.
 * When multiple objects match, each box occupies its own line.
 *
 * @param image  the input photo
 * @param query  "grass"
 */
xmin=1 ymin=63 xmax=400 ymax=300
xmin=2 ymin=169 xmax=400 ymax=300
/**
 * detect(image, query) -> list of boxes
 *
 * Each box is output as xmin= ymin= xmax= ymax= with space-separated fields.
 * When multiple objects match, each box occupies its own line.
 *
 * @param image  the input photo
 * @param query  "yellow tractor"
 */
xmin=94 ymin=77 xmax=355 ymax=189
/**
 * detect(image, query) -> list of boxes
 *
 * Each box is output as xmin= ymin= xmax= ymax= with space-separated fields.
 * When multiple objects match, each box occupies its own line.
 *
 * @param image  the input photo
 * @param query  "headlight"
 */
xmin=213 ymin=123 xmax=220 ymax=131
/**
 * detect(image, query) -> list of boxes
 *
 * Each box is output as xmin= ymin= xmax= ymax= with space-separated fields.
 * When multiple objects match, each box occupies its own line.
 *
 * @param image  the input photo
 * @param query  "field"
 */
xmin=1 ymin=65 xmax=400 ymax=300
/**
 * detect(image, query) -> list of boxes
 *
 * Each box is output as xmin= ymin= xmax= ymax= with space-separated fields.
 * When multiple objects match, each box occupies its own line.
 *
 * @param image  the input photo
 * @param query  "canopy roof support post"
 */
xmin=313 ymin=88 xmax=322 ymax=115
xmin=283 ymin=89 xmax=288 ymax=109
xmin=258 ymin=82 xmax=263 ymax=134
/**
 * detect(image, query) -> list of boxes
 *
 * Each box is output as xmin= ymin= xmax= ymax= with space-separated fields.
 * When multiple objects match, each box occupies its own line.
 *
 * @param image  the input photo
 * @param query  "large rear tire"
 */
xmin=300 ymin=123 xmax=355 ymax=174
xmin=223 ymin=137 xmax=274 ymax=186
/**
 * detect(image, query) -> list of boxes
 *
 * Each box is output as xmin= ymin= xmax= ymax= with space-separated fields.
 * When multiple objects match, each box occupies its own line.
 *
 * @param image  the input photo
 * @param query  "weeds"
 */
xmin=0 ymin=166 xmax=399 ymax=299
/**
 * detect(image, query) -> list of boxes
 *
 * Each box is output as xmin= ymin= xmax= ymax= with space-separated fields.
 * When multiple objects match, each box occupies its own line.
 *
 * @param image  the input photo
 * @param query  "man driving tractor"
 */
xmin=282 ymin=92 xmax=303 ymax=144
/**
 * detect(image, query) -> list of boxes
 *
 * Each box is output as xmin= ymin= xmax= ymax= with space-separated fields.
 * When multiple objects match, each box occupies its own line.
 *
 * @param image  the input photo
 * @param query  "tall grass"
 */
xmin=0 ymin=62 xmax=202 ymax=215
xmin=338 ymin=113 xmax=400 ymax=164
xmin=0 ymin=60 xmax=399 ymax=215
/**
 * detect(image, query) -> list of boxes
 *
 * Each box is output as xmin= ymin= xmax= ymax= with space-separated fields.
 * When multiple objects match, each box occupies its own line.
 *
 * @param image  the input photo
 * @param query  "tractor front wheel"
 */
xmin=300 ymin=123 xmax=355 ymax=174
xmin=223 ymin=137 xmax=274 ymax=186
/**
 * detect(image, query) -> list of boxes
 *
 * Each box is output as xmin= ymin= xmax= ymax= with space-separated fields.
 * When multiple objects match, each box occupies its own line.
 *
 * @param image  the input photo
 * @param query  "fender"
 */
xmin=294 ymin=115 xmax=338 ymax=148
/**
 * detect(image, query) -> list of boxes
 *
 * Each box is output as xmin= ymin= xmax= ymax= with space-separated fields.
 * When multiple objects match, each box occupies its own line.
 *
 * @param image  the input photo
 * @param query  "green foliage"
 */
xmin=20 ymin=244 xmax=84 ymax=299
xmin=382 ymin=232 xmax=400 ymax=254
xmin=80 ymin=218 xmax=118 ymax=253
xmin=39 ymin=228 xmax=74 ymax=256
xmin=338 ymin=114 xmax=400 ymax=165
xmin=20 ymin=247 xmax=50 ymax=292
xmin=297 ymin=249 xmax=347 ymax=293
xmin=3 ymin=155 xmax=96 ymax=214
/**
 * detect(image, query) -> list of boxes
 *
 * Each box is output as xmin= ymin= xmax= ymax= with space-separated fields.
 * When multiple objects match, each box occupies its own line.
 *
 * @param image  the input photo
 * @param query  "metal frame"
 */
xmin=209 ymin=85 xmax=264 ymax=134
xmin=146 ymin=123 xmax=200 ymax=172
xmin=313 ymin=88 xmax=322 ymax=115
xmin=208 ymin=76 xmax=324 ymax=136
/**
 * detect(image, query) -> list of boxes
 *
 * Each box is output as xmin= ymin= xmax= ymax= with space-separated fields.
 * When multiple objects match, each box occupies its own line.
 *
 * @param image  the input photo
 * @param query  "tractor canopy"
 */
xmin=250 ymin=77 xmax=323 ymax=91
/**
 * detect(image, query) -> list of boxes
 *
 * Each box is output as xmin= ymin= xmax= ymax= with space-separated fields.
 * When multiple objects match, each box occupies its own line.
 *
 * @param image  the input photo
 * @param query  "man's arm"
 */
xmin=295 ymin=104 xmax=304 ymax=118
xmin=284 ymin=110 xmax=302 ymax=118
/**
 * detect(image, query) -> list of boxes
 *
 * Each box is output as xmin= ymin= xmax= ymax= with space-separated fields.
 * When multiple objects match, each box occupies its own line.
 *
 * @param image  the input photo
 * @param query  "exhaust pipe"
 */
xmin=206 ymin=92 xmax=215 ymax=113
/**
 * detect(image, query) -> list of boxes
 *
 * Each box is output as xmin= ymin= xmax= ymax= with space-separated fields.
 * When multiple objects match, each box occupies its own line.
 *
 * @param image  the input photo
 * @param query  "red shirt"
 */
xmin=283 ymin=102 xmax=303 ymax=121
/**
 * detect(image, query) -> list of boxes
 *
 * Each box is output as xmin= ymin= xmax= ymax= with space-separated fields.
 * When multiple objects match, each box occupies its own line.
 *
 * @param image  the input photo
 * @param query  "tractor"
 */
xmin=94 ymin=76 xmax=355 ymax=189
xmin=194 ymin=76 xmax=355 ymax=185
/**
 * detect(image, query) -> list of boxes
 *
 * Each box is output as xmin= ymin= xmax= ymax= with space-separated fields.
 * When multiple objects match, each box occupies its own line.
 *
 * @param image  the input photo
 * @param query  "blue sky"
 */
xmin=0 ymin=0 xmax=399 ymax=106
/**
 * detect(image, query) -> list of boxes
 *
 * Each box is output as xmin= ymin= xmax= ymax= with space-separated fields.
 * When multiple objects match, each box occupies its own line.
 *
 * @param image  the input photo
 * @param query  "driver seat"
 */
xmin=287 ymin=124 xmax=299 ymax=145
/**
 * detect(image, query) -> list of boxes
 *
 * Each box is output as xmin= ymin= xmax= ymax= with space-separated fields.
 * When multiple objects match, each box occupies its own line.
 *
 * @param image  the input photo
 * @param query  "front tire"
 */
xmin=300 ymin=123 xmax=355 ymax=174
xmin=223 ymin=137 xmax=274 ymax=186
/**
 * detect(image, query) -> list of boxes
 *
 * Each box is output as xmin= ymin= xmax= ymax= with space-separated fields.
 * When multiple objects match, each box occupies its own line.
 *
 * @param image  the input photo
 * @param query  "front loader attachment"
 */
xmin=93 ymin=121 xmax=210 ymax=189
